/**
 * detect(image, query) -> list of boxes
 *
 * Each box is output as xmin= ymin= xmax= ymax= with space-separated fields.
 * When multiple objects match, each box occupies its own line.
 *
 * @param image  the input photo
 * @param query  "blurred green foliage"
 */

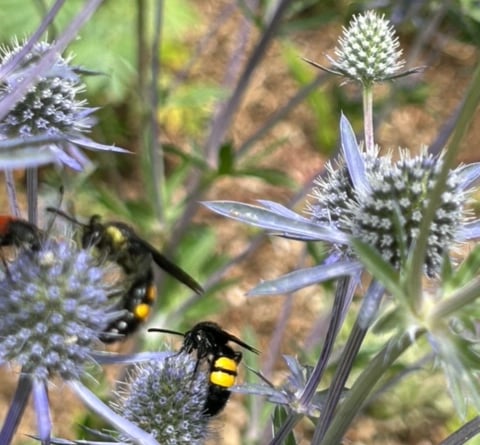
xmin=0 ymin=0 xmax=197 ymax=102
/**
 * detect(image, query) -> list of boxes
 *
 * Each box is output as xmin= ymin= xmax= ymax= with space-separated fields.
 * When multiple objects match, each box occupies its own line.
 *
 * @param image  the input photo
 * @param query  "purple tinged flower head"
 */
xmin=0 ymin=236 xmax=118 ymax=381
xmin=0 ymin=39 xmax=89 ymax=138
xmin=111 ymin=353 xmax=211 ymax=444
xmin=0 ymin=38 xmax=129 ymax=170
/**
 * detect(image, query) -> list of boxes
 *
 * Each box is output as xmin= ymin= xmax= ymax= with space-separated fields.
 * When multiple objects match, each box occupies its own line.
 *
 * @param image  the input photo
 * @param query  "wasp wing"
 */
xmin=225 ymin=332 xmax=260 ymax=354
xmin=135 ymin=237 xmax=204 ymax=295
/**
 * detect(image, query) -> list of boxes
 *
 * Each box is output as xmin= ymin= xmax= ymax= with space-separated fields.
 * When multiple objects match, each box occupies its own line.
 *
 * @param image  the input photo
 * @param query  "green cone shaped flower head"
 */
xmin=328 ymin=10 xmax=406 ymax=84
xmin=309 ymin=147 xmax=470 ymax=277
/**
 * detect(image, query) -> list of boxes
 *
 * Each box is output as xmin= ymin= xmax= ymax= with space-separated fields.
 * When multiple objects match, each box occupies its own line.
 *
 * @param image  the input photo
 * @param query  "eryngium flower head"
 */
xmin=112 ymin=354 xmax=211 ymax=445
xmin=0 ymin=39 xmax=89 ymax=138
xmin=308 ymin=147 xmax=467 ymax=277
xmin=0 ymin=239 xmax=116 ymax=381
xmin=203 ymin=116 xmax=480 ymax=296
xmin=0 ymin=38 xmax=128 ymax=170
xmin=327 ymin=10 xmax=406 ymax=84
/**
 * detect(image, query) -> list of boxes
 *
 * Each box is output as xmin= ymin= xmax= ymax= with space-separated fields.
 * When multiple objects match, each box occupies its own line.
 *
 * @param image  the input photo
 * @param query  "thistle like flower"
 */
xmin=0 ymin=40 xmax=88 ymax=138
xmin=304 ymin=10 xmax=420 ymax=85
xmin=0 ymin=38 xmax=128 ymax=170
xmin=203 ymin=115 xmax=480 ymax=295
xmin=309 ymin=147 xmax=466 ymax=277
xmin=0 ymin=238 xmax=118 ymax=381
xmin=111 ymin=353 xmax=211 ymax=445
xmin=330 ymin=11 xmax=405 ymax=83
xmin=0 ymin=232 xmax=155 ymax=444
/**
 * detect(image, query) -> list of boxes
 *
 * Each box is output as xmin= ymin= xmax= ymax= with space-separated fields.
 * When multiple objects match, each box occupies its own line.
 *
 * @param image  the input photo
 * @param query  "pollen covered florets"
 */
xmin=0 ymin=238 xmax=116 ymax=380
xmin=0 ymin=39 xmax=91 ymax=137
xmin=112 ymin=353 xmax=211 ymax=445
xmin=328 ymin=10 xmax=405 ymax=84
xmin=308 ymin=148 xmax=468 ymax=277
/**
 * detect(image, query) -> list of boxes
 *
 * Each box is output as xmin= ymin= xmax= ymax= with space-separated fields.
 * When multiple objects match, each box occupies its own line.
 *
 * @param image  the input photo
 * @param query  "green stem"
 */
xmin=147 ymin=0 xmax=165 ymax=222
xmin=408 ymin=60 xmax=480 ymax=302
xmin=319 ymin=329 xmax=424 ymax=445
xmin=362 ymin=83 xmax=374 ymax=151
xmin=430 ymin=276 xmax=480 ymax=321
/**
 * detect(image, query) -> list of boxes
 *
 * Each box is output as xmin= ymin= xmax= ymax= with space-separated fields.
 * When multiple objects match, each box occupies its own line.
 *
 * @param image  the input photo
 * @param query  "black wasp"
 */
xmin=149 ymin=321 xmax=259 ymax=416
xmin=0 ymin=215 xmax=42 ymax=250
xmin=47 ymin=208 xmax=204 ymax=343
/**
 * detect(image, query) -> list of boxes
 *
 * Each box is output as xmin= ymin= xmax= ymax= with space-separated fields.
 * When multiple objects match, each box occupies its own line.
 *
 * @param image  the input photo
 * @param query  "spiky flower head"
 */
xmin=308 ymin=147 xmax=468 ymax=277
xmin=0 ymin=39 xmax=90 ymax=138
xmin=203 ymin=116 xmax=480 ymax=296
xmin=0 ymin=38 xmax=128 ymax=170
xmin=327 ymin=10 xmax=406 ymax=84
xmin=0 ymin=237 xmax=118 ymax=381
xmin=111 ymin=353 xmax=211 ymax=445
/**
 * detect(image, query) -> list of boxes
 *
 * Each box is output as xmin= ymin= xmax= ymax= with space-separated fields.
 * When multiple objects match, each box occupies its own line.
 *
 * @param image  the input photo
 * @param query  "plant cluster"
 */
xmin=1 ymin=2 xmax=480 ymax=445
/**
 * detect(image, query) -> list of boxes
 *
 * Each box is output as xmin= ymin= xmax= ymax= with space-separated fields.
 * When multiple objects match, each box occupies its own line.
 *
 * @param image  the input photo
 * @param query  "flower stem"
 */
xmin=4 ymin=170 xmax=20 ymax=217
xmin=147 ymin=0 xmax=165 ymax=222
xmin=299 ymin=276 xmax=353 ymax=406
xmin=270 ymin=277 xmax=354 ymax=444
xmin=440 ymin=416 xmax=480 ymax=445
xmin=318 ymin=329 xmax=423 ymax=445
xmin=32 ymin=380 xmax=51 ymax=444
xmin=362 ymin=83 xmax=374 ymax=151
xmin=26 ymin=168 xmax=38 ymax=223
xmin=312 ymin=280 xmax=384 ymax=443
xmin=269 ymin=413 xmax=302 ymax=445
xmin=312 ymin=322 xmax=368 ymax=444
xmin=0 ymin=373 xmax=33 ymax=445
xmin=429 ymin=276 xmax=480 ymax=321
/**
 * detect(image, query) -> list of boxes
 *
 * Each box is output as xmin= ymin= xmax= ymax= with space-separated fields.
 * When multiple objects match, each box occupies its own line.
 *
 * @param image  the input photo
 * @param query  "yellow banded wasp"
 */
xmin=149 ymin=321 xmax=259 ymax=416
xmin=46 ymin=208 xmax=204 ymax=343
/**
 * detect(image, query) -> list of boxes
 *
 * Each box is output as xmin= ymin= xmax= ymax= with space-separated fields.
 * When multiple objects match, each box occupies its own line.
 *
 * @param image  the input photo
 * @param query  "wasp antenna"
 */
xmin=45 ymin=207 xmax=85 ymax=227
xmin=227 ymin=334 xmax=260 ymax=355
xmin=148 ymin=327 xmax=185 ymax=337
